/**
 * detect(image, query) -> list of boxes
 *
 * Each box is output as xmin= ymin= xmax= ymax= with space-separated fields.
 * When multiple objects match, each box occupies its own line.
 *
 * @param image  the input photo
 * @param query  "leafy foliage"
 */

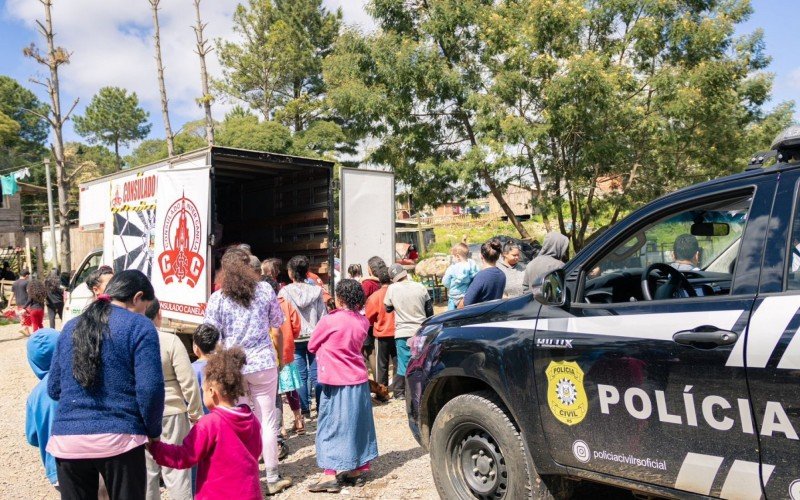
xmin=0 ymin=75 xmax=49 ymax=172
xmin=214 ymin=0 xmax=348 ymax=158
xmin=73 ymin=87 xmax=151 ymax=168
xmin=215 ymin=114 xmax=293 ymax=152
xmin=325 ymin=0 xmax=794 ymax=248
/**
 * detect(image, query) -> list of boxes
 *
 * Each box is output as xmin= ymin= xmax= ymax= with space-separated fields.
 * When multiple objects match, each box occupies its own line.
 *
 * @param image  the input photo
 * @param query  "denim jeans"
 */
xmin=294 ymin=342 xmax=319 ymax=413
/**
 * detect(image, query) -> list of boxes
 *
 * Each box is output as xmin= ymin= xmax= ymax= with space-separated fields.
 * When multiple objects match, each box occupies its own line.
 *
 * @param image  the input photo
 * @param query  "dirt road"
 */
xmin=0 ymin=324 xmax=436 ymax=499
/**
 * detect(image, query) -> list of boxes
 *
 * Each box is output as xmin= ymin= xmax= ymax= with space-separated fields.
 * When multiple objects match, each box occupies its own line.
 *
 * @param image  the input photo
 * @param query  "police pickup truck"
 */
xmin=406 ymin=126 xmax=800 ymax=499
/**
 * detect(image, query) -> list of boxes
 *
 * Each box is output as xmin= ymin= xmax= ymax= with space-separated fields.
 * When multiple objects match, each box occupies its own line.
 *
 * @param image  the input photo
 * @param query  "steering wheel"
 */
xmin=641 ymin=263 xmax=697 ymax=301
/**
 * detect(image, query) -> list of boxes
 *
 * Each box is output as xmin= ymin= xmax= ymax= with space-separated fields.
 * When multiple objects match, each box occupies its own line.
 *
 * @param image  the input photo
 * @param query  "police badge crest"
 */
xmin=546 ymin=361 xmax=588 ymax=425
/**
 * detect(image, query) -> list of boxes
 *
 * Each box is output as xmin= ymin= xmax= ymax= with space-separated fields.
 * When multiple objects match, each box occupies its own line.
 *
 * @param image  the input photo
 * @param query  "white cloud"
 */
xmin=3 ymin=0 xmax=376 ymax=147
xmin=326 ymin=0 xmax=376 ymax=32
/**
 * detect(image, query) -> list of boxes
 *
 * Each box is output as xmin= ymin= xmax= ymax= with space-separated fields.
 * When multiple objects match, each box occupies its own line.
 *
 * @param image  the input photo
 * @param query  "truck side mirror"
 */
xmin=534 ymin=269 xmax=567 ymax=307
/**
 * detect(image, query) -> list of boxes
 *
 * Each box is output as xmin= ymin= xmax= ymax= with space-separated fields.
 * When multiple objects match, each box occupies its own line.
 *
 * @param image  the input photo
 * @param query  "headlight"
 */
xmin=409 ymin=323 xmax=442 ymax=358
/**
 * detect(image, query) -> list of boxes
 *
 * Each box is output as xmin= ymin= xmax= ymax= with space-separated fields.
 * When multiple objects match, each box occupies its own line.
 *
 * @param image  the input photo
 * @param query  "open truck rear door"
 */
xmin=340 ymin=168 xmax=395 ymax=277
xmin=152 ymin=163 xmax=212 ymax=324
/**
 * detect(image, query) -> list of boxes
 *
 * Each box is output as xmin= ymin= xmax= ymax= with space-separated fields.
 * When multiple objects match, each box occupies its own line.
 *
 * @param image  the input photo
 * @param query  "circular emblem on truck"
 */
xmin=545 ymin=361 xmax=588 ymax=426
xmin=572 ymin=440 xmax=591 ymax=463
xmin=790 ymin=479 xmax=800 ymax=500
xmin=157 ymin=193 xmax=205 ymax=288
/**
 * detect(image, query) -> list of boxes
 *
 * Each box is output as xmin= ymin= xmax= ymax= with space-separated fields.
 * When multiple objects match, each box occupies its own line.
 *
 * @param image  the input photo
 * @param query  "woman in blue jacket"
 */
xmin=46 ymin=270 xmax=163 ymax=500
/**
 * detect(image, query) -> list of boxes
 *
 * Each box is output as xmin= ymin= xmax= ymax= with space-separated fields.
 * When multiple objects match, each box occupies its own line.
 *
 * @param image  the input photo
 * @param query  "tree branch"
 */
xmin=62 ymin=98 xmax=79 ymax=121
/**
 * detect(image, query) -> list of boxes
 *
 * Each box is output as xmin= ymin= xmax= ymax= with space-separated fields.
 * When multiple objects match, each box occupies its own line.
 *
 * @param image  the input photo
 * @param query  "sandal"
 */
xmin=336 ymin=472 xmax=366 ymax=487
xmin=294 ymin=416 xmax=306 ymax=435
xmin=308 ymin=477 xmax=341 ymax=493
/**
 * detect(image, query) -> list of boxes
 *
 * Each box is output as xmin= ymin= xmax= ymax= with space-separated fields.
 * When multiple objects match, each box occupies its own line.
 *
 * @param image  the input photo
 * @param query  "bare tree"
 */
xmin=23 ymin=0 xmax=78 ymax=272
xmin=149 ymin=0 xmax=174 ymax=156
xmin=192 ymin=0 xmax=214 ymax=145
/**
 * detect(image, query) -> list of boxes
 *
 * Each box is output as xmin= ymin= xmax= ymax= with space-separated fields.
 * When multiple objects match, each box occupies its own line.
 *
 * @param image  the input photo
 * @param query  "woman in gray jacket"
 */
xmin=277 ymin=255 xmax=328 ymax=417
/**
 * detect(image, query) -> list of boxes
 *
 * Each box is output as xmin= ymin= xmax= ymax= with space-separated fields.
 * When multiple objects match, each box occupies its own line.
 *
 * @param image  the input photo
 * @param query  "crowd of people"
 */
xmin=441 ymin=232 xmax=571 ymax=307
xmin=17 ymin=230 xmax=573 ymax=500
xmin=8 ymin=265 xmax=73 ymax=336
xmin=21 ymin=244 xmax=444 ymax=500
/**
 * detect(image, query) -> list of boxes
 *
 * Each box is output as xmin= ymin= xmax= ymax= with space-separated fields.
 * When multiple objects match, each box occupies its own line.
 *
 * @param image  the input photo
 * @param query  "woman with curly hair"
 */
xmin=307 ymin=279 xmax=378 ymax=493
xmin=148 ymin=347 xmax=263 ymax=500
xmin=24 ymin=278 xmax=47 ymax=334
xmin=202 ymin=248 xmax=291 ymax=495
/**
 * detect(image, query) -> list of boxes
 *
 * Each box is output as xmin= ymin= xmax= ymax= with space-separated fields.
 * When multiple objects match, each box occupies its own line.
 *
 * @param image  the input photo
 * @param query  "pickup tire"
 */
xmin=430 ymin=390 xmax=572 ymax=499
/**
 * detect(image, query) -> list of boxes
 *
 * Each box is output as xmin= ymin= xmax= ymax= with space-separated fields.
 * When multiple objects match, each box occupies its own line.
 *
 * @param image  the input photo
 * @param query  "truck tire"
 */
xmin=429 ymin=390 xmax=572 ymax=499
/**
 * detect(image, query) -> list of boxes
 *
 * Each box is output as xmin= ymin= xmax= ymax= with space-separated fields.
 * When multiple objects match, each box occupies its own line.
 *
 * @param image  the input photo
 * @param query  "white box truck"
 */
xmin=65 ymin=147 xmax=395 ymax=336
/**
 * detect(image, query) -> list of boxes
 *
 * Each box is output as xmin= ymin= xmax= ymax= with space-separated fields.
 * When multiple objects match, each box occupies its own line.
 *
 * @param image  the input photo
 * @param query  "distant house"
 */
xmin=396 ymin=197 xmax=412 ymax=220
xmin=432 ymin=202 xmax=464 ymax=217
xmin=0 ymin=182 xmax=48 ymax=246
xmin=596 ymin=175 xmax=623 ymax=194
xmin=488 ymin=184 xmax=540 ymax=218
xmin=0 ymin=182 xmax=49 ymax=275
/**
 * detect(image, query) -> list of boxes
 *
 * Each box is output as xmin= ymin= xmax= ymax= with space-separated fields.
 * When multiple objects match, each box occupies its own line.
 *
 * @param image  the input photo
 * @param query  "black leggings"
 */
xmin=56 ymin=445 xmax=146 ymax=500
xmin=47 ymin=304 xmax=63 ymax=329
xmin=375 ymin=337 xmax=397 ymax=387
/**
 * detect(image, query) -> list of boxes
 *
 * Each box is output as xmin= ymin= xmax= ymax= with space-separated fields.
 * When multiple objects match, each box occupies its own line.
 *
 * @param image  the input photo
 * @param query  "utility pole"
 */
xmin=44 ymin=158 xmax=59 ymax=270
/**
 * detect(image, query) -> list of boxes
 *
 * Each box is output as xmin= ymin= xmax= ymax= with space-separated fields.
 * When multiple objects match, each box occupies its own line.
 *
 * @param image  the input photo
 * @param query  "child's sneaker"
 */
xmin=265 ymin=475 xmax=292 ymax=496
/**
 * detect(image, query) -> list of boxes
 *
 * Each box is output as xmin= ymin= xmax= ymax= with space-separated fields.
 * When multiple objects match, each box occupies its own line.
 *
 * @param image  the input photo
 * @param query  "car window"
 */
xmin=70 ymin=254 xmax=102 ymax=292
xmin=787 ymin=189 xmax=800 ymax=290
xmin=583 ymin=194 xmax=752 ymax=303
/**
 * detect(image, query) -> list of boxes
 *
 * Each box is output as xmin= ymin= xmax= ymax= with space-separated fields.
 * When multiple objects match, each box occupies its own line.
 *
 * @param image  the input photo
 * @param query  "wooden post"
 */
xmin=35 ymin=238 xmax=44 ymax=277
xmin=24 ymin=237 xmax=33 ymax=274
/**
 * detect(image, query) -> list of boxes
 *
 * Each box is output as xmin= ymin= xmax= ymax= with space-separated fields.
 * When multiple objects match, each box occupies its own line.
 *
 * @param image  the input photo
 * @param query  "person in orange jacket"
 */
xmin=365 ymin=261 xmax=396 ymax=388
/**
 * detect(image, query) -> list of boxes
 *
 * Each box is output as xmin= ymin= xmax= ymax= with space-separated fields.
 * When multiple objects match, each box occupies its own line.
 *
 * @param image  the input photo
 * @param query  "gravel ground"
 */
xmin=0 ymin=323 xmax=436 ymax=499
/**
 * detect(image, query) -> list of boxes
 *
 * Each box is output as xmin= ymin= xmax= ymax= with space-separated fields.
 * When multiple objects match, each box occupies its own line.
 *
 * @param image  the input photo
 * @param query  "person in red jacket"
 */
xmin=360 ymin=256 xmax=384 ymax=300
xmin=365 ymin=264 xmax=396 ymax=388
xmin=148 ymin=347 xmax=264 ymax=500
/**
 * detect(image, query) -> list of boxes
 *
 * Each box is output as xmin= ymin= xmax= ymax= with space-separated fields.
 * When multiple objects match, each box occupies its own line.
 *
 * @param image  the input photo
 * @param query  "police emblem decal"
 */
xmin=546 ymin=361 xmax=588 ymax=425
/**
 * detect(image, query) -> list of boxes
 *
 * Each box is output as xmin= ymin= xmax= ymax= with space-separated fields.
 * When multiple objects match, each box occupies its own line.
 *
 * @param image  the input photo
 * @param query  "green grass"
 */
xmin=424 ymin=218 xmax=549 ymax=257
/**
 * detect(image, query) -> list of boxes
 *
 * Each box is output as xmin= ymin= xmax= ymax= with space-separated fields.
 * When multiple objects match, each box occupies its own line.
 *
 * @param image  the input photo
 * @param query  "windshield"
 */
xmin=594 ymin=196 xmax=750 ymax=276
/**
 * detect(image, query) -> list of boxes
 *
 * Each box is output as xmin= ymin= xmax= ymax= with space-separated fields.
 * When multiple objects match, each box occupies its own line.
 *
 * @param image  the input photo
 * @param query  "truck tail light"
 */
xmin=409 ymin=323 xmax=442 ymax=358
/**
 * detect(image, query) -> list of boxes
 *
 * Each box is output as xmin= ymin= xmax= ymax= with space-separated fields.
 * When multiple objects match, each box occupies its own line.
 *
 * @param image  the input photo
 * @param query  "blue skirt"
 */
xmin=315 ymin=382 xmax=379 ymax=471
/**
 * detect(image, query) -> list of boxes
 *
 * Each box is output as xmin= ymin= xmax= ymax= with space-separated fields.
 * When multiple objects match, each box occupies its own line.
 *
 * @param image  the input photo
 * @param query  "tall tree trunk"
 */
xmin=418 ymin=0 xmax=528 ymax=240
xmin=459 ymin=112 xmax=531 ymax=239
xmin=114 ymin=140 xmax=121 ymax=169
xmin=150 ymin=0 xmax=174 ymax=156
xmin=31 ymin=0 xmax=74 ymax=272
xmin=294 ymin=80 xmax=302 ymax=133
xmin=193 ymin=0 xmax=214 ymax=146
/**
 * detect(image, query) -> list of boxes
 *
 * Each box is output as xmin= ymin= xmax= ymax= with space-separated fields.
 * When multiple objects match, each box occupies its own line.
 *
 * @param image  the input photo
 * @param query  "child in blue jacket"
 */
xmin=442 ymin=243 xmax=479 ymax=310
xmin=25 ymin=328 xmax=60 ymax=487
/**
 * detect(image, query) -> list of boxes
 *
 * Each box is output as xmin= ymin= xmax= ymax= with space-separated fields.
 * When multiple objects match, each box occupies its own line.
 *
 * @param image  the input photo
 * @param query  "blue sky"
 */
xmin=0 ymin=0 xmax=796 ymax=156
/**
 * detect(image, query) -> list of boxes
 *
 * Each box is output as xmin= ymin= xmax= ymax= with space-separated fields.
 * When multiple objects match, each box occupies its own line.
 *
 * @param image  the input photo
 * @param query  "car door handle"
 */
xmin=673 ymin=326 xmax=738 ymax=348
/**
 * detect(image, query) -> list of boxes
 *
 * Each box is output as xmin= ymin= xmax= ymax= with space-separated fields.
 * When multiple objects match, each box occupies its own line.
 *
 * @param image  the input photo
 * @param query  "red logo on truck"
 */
xmin=158 ymin=194 xmax=204 ymax=287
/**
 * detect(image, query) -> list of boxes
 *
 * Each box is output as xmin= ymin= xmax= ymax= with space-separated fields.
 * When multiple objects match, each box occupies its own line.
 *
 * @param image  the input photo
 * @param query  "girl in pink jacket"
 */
xmin=148 ymin=347 xmax=263 ymax=500
xmin=307 ymin=279 xmax=378 ymax=493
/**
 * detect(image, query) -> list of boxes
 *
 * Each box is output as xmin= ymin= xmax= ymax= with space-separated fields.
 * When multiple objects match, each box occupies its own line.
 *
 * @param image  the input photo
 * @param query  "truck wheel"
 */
xmin=430 ymin=391 xmax=571 ymax=499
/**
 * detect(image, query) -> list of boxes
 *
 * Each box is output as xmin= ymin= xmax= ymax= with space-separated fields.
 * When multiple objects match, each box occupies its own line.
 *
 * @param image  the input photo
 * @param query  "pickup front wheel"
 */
xmin=430 ymin=390 xmax=571 ymax=499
